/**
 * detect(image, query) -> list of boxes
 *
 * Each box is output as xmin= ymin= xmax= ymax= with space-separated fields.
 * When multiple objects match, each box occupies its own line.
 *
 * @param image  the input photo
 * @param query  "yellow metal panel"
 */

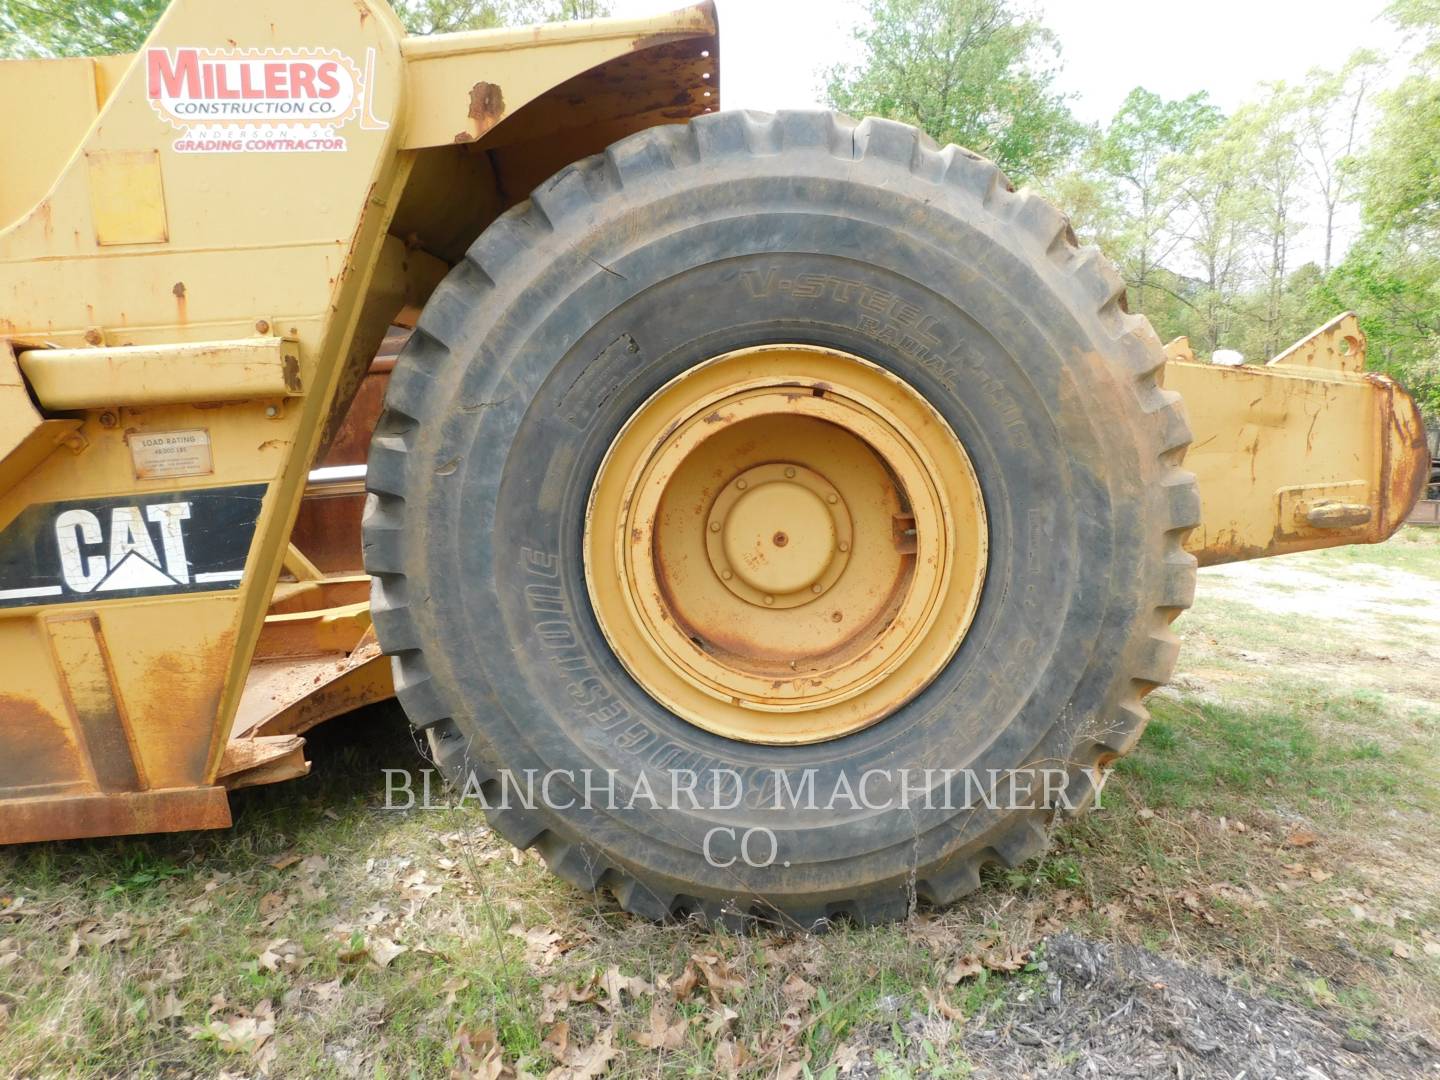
xmin=399 ymin=3 xmax=717 ymax=149
xmin=0 ymin=622 xmax=92 ymax=799
xmin=1163 ymin=356 xmax=1429 ymax=565
xmin=1267 ymin=312 xmax=1366 ymax=374
xmin=98 ymin=597 xmax=244 ymax=788
xmin=19 ymin=337 xmax=302 ymax=409
xmin=87 ymin=149 xmax=168 ymax=245
xmin=0 ymin=58 xmax=103 ymax=229
xmin=0 ymin=339 xmax=83 ymax=490
xmin=47 ymin=613 xmax=146 ymax=791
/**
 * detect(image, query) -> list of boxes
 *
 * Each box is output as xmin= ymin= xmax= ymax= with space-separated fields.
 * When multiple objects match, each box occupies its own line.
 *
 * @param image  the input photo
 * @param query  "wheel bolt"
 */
xmin=811 ymin=584 xmax=822 ymax=594
xmin=784 ymin=466 xmax=796 ymax=478
xmin=736 ymin=479 xmax=748 ymax=490
xmin=763 ymin=594 xmax=774 ymax=605
xmin=709 ymin=521 xmax=720 ymax=532
xmin=826 ymin=493 xmax=838 ymax=504
xmin=838 ymin=541 xmax=849 ymax=552
xmin=721 ymin=570 xmax=732 ymax=580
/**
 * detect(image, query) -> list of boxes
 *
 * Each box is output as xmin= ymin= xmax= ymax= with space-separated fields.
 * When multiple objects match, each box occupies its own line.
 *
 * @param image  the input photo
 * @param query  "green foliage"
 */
xmin=0 ymin=0 xmax=166 ymax=55
xmin=824 ymin=0 xmax=1083 ymax=183
xmin=1086 ymin=88 xmax=1223 ymax=327
xmin=1321 ymin=240 xmax=1440 ymax=415
xmin=0 ymin=0 xmax=612 ymax=57
xmin=396 ymin=0 xmax=609 ymax=36
xmin=1330 ymin=0 xmax=1440 ymax=418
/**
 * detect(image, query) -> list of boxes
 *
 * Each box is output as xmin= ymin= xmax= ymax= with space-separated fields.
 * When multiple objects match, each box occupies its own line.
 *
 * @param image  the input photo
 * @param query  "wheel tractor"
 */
xmin=0 ymin=0 xmax=1428 ymax=927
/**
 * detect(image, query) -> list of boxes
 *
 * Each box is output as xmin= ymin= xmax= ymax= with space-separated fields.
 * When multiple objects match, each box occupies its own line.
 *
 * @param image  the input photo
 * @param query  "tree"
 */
xmin=0 ymin=0 xmax=611 ymax=57
xmin=397 ymin=0 xmax=608 ymax=35
xmin=1090 ymin=87 xmax=1221 ymax=319
xmin=1298 ymin=52 xmax=1381 ymax=272
xmin=1231 ymin=85 xmax=1309 ymax=359
xmin=0 ymin=0 xmax=166 ymax=55
xmin=1322 ymin=0 xmax=1440 ymax=418
xmin=1168 ymin=122 xmax=1264 ymax=355
xmin=824 ymin=0 xmax=1082 ymax=183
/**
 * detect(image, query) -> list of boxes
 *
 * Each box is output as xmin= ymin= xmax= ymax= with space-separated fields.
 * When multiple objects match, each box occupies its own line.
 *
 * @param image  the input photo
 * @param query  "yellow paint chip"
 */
xmin=86 ymin=149 xmax=168 ymax=246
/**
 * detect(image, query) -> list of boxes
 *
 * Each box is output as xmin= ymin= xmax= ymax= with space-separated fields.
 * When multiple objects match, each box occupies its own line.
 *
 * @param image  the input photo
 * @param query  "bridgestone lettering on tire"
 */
xmin=362 ymin=111 xmax=1199 ymax=928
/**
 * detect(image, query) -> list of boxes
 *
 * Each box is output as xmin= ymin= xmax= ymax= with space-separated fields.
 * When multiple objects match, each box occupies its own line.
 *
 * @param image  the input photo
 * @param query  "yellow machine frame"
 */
xmin=0 ymin=0 xmax=1426 ymax=844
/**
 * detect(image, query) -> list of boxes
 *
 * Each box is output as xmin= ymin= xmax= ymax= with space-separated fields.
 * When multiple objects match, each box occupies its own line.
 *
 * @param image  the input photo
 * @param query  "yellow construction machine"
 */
xmin=0 ymin=0 xmax=1428 ymax=926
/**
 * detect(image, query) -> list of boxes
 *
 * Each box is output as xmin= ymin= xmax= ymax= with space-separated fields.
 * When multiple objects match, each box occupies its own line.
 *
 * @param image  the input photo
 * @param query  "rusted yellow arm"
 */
xmin=1163 ymin=314 xmax=1430 ymax=566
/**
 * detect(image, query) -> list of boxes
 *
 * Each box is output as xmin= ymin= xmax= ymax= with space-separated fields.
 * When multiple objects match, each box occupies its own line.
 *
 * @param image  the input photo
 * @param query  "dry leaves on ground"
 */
xmin=188 ymin=998 xmax=277 ymax=1075
xmin=453 ymin=1025 xmax=510 ymax=1080
xmin=545 ymin=1027 xmax=617 ymax=1080
xmin=633 ymin=1000 xmax=691 ymax=1050
xmin=509 ymin=924 xmax=570 ymax=971
xmin=337 ymin=935 xmax=408 ymax=969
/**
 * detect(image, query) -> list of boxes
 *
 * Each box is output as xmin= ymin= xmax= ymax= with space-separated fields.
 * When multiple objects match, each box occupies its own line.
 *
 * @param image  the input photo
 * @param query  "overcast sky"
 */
xmin=612 ymin=0 xmax=1403 ymax=122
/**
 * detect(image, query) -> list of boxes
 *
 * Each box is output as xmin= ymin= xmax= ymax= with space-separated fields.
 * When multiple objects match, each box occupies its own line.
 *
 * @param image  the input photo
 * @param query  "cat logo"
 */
xmin=55 ymin=502 xmax=222 ymax=594
xmin=0 ymin=484 xmax=266 ymax=608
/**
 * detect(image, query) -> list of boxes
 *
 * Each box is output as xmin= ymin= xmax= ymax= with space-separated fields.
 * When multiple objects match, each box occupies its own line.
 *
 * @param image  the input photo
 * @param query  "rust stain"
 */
xmin=0 ymin=786 xmax=231 ymax=845
xmin=282 ymin=352 xmax=301 ymax=393
xmin=453 ymin=81 xmax=506 ymax=144
xmin=173 ymin=281 xmax=188 ymax=325
xmin=139 ymin=630 xmax=235 ymax=783
xmin=0 ymin=693 xmax=84 ymax=793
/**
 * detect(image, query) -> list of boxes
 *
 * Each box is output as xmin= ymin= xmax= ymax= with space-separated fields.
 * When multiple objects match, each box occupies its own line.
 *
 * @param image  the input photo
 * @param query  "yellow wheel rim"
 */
xmin=584 ymin=346 xmax=988 ymax=744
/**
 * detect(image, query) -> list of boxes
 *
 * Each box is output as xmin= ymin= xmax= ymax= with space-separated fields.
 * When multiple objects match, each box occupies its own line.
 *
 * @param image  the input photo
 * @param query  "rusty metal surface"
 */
xmin=398 ymin=3 xmax=716 ymax=150
xmin=19 ymin=337 xmax=303 ymax=410
xmin=216 ymin=733 xmax=309 ymax=789
xmin=583 ymin=345 xmax=988 ymax=744
xmin=232 ymin=632 xmax=392 ymax=741
xmin=1163 ymin=317 xmax=1430 ymax=566
xmin=0 ymin=786 xmax=231 ymax=845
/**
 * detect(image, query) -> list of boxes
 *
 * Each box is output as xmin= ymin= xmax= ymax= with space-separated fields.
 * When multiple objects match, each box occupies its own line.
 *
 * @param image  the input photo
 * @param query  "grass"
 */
xmin=3 ymin=530 xmax=1439 ymax=1076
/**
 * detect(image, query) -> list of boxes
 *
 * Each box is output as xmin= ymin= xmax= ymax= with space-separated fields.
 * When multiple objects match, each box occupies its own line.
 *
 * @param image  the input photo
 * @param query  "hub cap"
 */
xmin=584 ymin=345 xmax=988 ymax=744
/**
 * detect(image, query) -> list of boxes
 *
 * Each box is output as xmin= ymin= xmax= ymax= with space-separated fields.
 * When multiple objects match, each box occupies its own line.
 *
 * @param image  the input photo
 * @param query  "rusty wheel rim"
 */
xmin=584 ymin=345 xmax=988 ymax=744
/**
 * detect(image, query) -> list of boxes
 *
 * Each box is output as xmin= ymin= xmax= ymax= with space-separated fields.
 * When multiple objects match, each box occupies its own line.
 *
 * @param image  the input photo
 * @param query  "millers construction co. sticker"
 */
xmin=145 ymin=46 xmax=388 ymax=153
xmin=0 ymin=485 xmax=266 ymax=609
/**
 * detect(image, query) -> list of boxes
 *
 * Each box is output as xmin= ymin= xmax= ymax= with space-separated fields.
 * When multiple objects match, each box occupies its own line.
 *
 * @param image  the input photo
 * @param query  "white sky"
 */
xmin=611 ymin=0 xmax=1404 ymax=121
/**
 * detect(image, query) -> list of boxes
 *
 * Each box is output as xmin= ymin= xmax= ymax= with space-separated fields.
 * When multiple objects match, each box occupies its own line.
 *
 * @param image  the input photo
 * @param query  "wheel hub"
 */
xmin=584 ymin=345 xmax=988 ymax=744
xmin=707 ymin=463 xmax=852 ymax=607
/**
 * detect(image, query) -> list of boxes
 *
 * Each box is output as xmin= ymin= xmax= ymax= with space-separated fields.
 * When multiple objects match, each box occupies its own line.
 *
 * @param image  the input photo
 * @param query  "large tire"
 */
xmin=363 ymin=111 xmax=1198 ymax=927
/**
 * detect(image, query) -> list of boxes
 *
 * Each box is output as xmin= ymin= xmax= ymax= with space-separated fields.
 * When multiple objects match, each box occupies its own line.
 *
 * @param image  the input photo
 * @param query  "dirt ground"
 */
xmin=2 ymin=529 xmax=1439 ymax=1078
